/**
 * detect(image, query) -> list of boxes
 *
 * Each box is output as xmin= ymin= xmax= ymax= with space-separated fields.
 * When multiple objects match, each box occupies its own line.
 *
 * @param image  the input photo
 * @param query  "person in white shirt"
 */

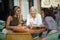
xmin=26 ymin=6 xmax=43 ymax=38
xmin=26 ymin=6 xmax=42 ymax=28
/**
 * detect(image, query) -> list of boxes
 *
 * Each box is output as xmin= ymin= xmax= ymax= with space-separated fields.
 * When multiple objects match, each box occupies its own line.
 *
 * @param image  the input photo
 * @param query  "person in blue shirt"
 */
xmin=43 ymin=9 xmax=57 ymax=34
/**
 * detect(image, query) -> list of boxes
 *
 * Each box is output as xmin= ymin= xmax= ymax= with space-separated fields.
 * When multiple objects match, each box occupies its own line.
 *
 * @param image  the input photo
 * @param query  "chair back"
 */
xmin=0 ymin=20 xmax=5 ymax=32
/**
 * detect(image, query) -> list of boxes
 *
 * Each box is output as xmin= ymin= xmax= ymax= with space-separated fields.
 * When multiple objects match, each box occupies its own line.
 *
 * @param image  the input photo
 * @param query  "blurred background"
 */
xmin=0 ymin=0 xmax=60 ymax=21
xmin=0 ymin=0 xmax=60 ymax=40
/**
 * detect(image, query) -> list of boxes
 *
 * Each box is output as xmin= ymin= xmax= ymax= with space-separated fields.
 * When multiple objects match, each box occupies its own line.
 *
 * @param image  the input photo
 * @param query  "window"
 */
xmin=28 ymin=0 xmax=34 ymax=9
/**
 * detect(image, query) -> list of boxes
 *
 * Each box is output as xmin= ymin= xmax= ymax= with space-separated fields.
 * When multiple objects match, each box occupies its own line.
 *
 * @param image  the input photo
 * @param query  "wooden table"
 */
xmin=6 ymin=32 xmax=40 ymax=40
xmin=6 ymin=25 xmax=46 ymax=40
xmin=6 ymin=33 xmax=33 ymax=40
xmin=6 ymin=28 xmax=45 ymax=40
xmin=14 ymin=28 xmax=46 ymax=34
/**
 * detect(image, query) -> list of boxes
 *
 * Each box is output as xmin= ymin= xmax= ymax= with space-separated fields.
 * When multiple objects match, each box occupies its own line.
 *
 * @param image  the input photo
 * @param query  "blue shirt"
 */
xmin=45 ymin=16 xmax=57 ymax=30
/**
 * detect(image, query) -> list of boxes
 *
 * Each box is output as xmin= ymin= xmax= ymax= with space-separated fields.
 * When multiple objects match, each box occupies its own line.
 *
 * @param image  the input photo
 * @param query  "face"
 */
xmin=30 ymin=8 xmax=36 ymax=17
xmin=15 ymin=8 xmax=21 ymax=16
xmin=41 ymin=10 xmax=45 ymax=18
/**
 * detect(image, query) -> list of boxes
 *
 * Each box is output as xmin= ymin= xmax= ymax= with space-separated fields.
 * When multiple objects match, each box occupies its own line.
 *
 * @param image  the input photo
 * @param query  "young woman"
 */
xmin=26 ymin=6 xmax=44 ymax=38
xmin=43 ymin=9 xmax=57 ymax=34
xmin=2 ymin=6 xmax=23 ymax=33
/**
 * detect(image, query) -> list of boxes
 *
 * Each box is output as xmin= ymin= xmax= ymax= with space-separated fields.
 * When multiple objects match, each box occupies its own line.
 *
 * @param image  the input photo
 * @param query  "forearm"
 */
xmin=28 ymin=28 xmax=46 ymax=34
xmin=6 ymin=26 xmax=18 ymax=30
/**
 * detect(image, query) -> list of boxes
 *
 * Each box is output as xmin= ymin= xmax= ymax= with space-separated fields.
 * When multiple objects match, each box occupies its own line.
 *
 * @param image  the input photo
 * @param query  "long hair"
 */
xmin=10 ymin=6 xmax=20 ymax=16
xmin=42 ymin=8 xmax=56 ymax=20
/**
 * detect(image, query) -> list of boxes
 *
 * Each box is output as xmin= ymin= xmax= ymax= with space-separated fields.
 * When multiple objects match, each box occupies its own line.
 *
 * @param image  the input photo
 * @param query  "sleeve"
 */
xmin=45 ymin=17 xmax=57 ymax=30
xmin=37 ymin=14 xmax=43 ymax=26
xmin=26 ymin=15 xmax=30 ymax=26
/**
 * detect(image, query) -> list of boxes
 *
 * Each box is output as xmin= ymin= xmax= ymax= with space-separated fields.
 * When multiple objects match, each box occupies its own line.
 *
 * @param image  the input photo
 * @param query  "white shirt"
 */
xmin=26 ymin=13 xmax=42 ymax=27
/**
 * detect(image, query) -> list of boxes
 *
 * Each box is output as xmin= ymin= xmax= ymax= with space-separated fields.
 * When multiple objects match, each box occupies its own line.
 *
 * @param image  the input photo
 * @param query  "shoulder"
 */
xmin=8 ymin=16 xmax=12 ymax=19
xmin=37 ymin=13 xmax=42 ymax=18
xmin=37 ymin=13 xmax=41 ymax=17
xmin=7 ymin=16 xmax=12 ymax=20
xmin=37 ymin=13 xmax=41 ymax=16
xmin=45 ymin=16 xmax=52 ymax=20
xmin=45 ymin=16 xmax=54 ymax=22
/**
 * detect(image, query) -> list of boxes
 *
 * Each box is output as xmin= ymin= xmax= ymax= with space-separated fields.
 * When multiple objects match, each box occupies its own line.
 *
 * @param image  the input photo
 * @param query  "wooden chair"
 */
xmin=6 ymin=32 xmax=40 ymax=40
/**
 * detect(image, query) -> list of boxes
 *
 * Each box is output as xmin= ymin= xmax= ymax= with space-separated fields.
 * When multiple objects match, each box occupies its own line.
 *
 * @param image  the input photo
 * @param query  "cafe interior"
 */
xmin=0 ymin=0 xmax=60 ymax=40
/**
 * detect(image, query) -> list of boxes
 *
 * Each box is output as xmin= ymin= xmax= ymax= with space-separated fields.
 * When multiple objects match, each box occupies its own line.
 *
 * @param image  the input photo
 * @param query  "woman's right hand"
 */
xmin=12 ymin=26 xmax=25 ymax=32
xmin=28 ymin=23 xmax=36 ymax=29
xmin=12 ymin=26 xmax=20 ymax=31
